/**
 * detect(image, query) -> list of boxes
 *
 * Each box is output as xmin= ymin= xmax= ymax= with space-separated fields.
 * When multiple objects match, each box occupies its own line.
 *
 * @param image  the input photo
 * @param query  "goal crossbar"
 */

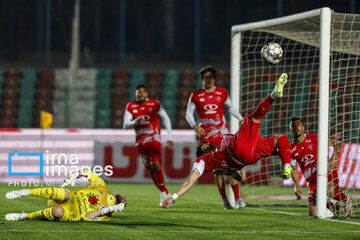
xmin=232 ymin=8 xmax=323 ymax=33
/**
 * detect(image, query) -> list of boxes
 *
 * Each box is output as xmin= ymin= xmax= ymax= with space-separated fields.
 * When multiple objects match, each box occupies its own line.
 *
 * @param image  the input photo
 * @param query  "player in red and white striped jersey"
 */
xmin=289 ymin=117 xmax=352 ymax=217
xmin=163 ymin=73 xmax=292 ymax=208
xmin=124 ymin=84 xmax=174 ymax=207
xmin=185 ymin=66 xmax=246 ymax=210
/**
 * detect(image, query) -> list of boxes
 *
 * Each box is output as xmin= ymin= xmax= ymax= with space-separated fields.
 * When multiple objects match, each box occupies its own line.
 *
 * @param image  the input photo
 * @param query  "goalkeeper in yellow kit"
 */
xmin=5 ymin=169 xmax=127 ymax=221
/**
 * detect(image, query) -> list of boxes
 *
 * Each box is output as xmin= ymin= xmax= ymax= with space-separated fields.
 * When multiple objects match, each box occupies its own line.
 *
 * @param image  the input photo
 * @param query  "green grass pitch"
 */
xmin=0 ymin=183 xmax=359 ymax=240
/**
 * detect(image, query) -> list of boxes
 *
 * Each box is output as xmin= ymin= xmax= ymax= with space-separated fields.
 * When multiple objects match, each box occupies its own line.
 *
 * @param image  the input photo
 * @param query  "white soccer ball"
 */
xmin=261 ymin=42 xmax=283 ymax=64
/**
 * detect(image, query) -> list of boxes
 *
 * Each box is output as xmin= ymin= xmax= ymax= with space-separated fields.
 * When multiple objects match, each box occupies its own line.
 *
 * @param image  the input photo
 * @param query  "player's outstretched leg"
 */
xmin=271 ymin=73 xmax=288 ymax=99
xmin=5 ymin=189 xmax=30 ymax=200
xmin=5 ymin=213 xmax=27 ymax=221
xmin=275 ymin=134 xmax=291 ymax=166
xmin=6 ymin=206 xmax=65 ymax=221
xmin=252 ymin=73 xmax=288 ymax=120
xmin=6 ymin=187 xmax=68 ymax=202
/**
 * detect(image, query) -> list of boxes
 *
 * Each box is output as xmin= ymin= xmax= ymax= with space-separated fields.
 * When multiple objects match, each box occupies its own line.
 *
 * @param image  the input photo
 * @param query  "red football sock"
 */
xmin=252 ymin=95 xmax=274 ymax=119
xmin=218 ymin=187 xmax=227 ymax=200
xmin=231 ymin=183 xmax=240 ymax=200
xmin=153 ymin=169 xmax=168 ymax=194
xmin=276 ymin=135 xmax=291 ymax=165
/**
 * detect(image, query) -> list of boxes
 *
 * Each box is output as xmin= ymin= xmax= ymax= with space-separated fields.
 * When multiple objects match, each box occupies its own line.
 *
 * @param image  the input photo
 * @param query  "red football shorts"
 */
xmin=233 ymin=116 xmax=276 ymax=165
xmin=137 ymin=141 xmax=162 ymax=168
xmin=307 ymin=171 xmax=339 ymax=205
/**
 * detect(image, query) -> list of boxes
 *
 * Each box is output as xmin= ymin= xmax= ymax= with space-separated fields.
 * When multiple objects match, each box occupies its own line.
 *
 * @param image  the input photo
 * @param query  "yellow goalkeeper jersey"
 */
xmin=50 ymin=171 xmax=111 ymax=221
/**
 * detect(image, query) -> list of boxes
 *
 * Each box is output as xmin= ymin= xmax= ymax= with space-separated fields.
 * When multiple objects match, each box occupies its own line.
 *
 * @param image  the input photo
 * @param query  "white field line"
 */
xmin=0 ymin=229 xmax=360 ymax=234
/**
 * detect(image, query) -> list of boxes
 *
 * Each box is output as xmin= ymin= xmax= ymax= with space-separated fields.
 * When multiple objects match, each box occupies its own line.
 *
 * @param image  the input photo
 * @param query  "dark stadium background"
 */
xmin=0 ymin=0 xmax=358 ymax=69
xmin=0 ymin=0 xmax=358 ymax=129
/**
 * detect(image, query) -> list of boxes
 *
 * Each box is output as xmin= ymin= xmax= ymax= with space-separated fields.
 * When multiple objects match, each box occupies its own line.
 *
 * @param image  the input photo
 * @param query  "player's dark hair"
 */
xmin=289 ymin=117 xmax=305 ymax=129
xmin=196 ymin=141 xmax=214 ymax=158
xmin=290 ymin=117 xmax=304 ymax=124
xmin=135 ymin=84 xmax=147 ymax=91
xmin=199 ymin=65 xmax=216 ymax=79
xmin=114 ymin=193 xmax=123 ymax=205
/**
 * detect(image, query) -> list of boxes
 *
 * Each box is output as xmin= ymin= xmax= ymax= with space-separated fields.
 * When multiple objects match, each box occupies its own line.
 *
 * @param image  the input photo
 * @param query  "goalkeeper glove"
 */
xmin=60 ymin=174 xmax=79 ymax=188
xmin=280 ymin=164 xmax=292 ymax=180
xmin=100 ymin=203 xmax=125 ymax=215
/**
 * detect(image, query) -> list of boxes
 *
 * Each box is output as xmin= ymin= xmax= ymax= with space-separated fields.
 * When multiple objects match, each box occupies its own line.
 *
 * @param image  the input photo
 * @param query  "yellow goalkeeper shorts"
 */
xmin=47 ymin=192 xmax=81 ymax=221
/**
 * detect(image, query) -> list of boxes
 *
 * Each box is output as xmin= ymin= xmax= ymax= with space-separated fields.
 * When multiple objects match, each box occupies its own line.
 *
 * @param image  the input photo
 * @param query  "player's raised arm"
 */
xmin=163 ymin=170 xmax=200 ymax=208
xmin=224 ymin=96 xmax=243 ymax=121
xmin=157 ymin=105 xmax=174 ymax=149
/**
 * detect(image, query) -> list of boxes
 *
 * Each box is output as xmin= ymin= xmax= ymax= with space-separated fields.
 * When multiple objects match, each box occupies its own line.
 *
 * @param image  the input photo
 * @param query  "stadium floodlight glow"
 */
xmin=231 ymin=7 xmax=360 ymax=219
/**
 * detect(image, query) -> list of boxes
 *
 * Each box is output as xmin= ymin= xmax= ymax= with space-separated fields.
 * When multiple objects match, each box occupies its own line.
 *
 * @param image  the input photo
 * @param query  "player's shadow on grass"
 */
xmin=91 ymin=221 xmax=208 ymax=229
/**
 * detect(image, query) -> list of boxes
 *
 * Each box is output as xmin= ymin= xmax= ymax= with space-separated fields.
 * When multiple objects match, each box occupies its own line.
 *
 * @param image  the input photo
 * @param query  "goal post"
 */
xmin=317 ymin=7 xmax=331 ymax=219
xmin=230 ymin=7 xmax=360 ymax=218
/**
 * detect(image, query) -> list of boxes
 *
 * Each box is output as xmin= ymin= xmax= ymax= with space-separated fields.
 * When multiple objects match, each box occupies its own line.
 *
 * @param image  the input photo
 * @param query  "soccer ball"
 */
xmin=261 ymin=42 xmax=283 ymax=64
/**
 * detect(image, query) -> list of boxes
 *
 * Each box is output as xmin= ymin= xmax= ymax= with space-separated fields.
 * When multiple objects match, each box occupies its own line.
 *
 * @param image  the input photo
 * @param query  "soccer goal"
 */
xmin=230 ymin=7 xmax=360 ymax=218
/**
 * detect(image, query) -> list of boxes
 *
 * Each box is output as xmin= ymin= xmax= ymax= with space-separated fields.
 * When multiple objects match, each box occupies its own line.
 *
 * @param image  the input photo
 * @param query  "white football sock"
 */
xmin=21 ymin=189 xmax=30 ymax=196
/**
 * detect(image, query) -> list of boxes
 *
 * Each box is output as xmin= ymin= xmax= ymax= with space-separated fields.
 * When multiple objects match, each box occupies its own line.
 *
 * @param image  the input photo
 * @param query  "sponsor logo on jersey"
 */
xmin=301 ymin=154 xmax=314 ymax=163
xmin=215 ymin=91 xmax=222 ymax=95
xmin=200 ymin=98 xmax=205 ymax=102
xmin=302 ymin=154 xmax=315 ymax=166
xmin=133 ymin=109 xmax=138 ymax=113
xmin=148 ymin=102 xmax=155 ymax=106
xmin=140 ymin=107 xmax=145 ymax=110
xmin=203 ymin=104 xmax=218 ymax=114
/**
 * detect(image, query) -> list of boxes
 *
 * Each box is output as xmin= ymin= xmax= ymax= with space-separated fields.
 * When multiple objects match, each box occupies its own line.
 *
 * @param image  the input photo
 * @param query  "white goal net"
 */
xmin=231 ymin=8 xmax=360 ymax=218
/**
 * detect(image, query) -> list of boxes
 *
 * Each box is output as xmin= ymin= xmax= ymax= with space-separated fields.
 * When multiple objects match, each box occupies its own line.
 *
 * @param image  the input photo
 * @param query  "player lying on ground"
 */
xmin=289 ymin=117 xmax=353 ymax=217
xmin=186 ymin=65 xmax=246 ymax=210
xmin=124 ymin=84 xmax=174 ymax=206
xmin=163 ymin=73 xmax=292 ymax=208
xmin=5 ymin=169 xmax=127 ymax=221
